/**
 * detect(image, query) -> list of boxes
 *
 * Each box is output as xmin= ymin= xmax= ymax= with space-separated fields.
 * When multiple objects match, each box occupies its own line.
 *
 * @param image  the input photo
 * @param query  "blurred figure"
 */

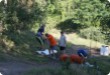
xmin=100 ymin=45 xmax=105 ymax=55
xmin=37 ymin=24 xmax=45 ymax=34
xmin=104 ymin=46 xmax=109 ymax=56
xmin=45 ymin=33 xmax=57 ymax=55
xmin=77 ymin=49 xmax=88 ymax=59
xmin=100 ymin=45 xmax=109 ymax=56
xmin=70 ymin=54 xmax=84 ymax=64
xmin=36 ymin=24 xmax=46 ymax=48
xmin=59 ymin=31 xmax=67 ymax=54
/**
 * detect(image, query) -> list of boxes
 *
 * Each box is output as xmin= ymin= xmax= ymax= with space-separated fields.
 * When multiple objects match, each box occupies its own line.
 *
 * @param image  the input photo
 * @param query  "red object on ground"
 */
xmin=60 ymin=54 xmax=69 ymax=62
xmin=70 ymin=54 xmax=84 ymax=64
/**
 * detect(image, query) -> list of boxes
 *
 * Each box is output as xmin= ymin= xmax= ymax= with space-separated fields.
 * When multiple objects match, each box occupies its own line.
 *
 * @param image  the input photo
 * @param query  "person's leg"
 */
xmin=51 ymin=46 xmax=56 ymax=53
xmin=62 ymin=47 xmax=66 ymax=54
xmin=36 ymin=36 xmax=44 ymax=46
xmin=50 ymin=46 xmax=57 ymax=59
xmin=49 ymin=46 xmax=55 ymax=54
xmin=45 ymin=39 xmax=50 ymax=48
xmin=41 ymin=35 xmax=47 ymax=45
xmin=60 ymin=46 xmax=66 ymax=54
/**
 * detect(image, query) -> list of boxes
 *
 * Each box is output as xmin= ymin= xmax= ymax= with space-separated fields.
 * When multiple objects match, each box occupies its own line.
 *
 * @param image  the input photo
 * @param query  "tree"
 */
xmin=99 ymin=0 xmax=110 ymax=44
xmin=72 ymin=0 xmax=109 ymax=28
xmin=0 ymin=0 xmax=44 ymax=33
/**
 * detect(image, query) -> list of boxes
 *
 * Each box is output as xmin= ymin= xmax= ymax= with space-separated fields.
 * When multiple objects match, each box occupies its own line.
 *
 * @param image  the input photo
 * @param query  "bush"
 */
xmin=79 ymin=27 xmax=105 ymax=43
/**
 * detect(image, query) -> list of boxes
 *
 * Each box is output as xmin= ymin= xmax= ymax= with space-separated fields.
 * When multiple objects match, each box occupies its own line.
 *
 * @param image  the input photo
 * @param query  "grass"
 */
xmin=88 ymin=56 xmax=110 ymax=75
xmin=49 ymin=29 xmax=103 ymax=48
xmin=1 ymin=30 xmax=50 ymax=62
xmin=0 ymin=52 xmax=8 ymax=62
xmin=23 ymin=67 xmax=88 ymax=75
xmin=1 ymin=28 xmax=106 ymax=62
xmin=23 ymin=56 xmax=110 ymax=75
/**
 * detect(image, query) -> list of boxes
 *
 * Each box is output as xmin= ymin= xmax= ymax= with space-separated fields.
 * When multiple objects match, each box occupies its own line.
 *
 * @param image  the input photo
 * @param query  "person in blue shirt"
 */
xmin=77 ymin=49 xmax=88 ymax=58
xmin=36 ymin=24 xmax=46 ymax=48
xmin=37 ymin=24 xmax=45 ymax=34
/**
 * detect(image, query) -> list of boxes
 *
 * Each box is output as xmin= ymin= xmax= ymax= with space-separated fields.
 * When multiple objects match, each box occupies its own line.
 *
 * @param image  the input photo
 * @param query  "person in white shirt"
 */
xmin=100 ymin=45 xmax=110 ymax=56
xmin=59 ymin=31 xmax=67 ymax=54
xmin=100 ymin=45 xmax=105 ymax=55
xmin=104 ymin=46 xmax=109 ymax=56
xmin=109 ymin=46 xmax=110 ymax=55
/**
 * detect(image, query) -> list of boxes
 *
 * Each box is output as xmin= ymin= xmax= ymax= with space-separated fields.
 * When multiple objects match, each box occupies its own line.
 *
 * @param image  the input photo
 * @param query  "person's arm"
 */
xmin=80 ymin=53 xmax=84 ymax=57
xmin=80 ymin=53 xmax=87 ymax=59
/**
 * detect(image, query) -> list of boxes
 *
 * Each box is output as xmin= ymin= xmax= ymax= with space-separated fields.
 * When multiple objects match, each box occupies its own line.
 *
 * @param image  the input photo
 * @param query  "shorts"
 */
xmin=60 ymin=46 xmax=66 ymax=51
xmin=50 ymin=45 xmax=57 ymax=50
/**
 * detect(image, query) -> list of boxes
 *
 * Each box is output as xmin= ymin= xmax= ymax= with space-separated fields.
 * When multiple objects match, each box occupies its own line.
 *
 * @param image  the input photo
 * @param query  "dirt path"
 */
xmin=0 ymin=56 xmax=60 ymax=75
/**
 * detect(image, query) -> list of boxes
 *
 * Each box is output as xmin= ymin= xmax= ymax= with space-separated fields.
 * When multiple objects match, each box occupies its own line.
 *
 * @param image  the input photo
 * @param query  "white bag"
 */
xmin=100 ymin=46 xmax=105 ymax=55
xmin=36 ymin=49 xmax=57 ymax=55
xmin=104 ymin=46 xmax=109 ymax=56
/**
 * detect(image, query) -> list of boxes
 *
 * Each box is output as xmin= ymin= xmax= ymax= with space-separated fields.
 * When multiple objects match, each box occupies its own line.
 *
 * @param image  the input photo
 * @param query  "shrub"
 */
xmin=79 ymin=27 xmax=105 ymax=43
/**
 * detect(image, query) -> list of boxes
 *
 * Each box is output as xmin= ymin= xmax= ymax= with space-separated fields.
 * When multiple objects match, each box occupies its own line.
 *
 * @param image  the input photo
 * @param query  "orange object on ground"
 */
xmin=47 ymin=34 xmax=57 ymax=46
xmin=70 ymin=54 xmax=84 ymax=64
xmin=60 ymin=54 xmax=69 ymax=62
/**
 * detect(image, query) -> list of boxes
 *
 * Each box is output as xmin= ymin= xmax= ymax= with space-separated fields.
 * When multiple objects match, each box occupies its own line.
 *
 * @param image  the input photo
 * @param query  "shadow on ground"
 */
xmin=55 ymin=19 xmax=82 ymax=33
xmin=66 ymin=43 xmax=100 ymax=56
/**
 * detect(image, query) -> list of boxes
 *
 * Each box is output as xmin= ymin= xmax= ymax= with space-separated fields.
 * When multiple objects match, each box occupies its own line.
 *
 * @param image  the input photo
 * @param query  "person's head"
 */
xmin=60 ymin=31 xmax=64 ymax=35
xmin=41 ymin=24 xmax=45 ymax=28
xmin=102 ymin=45 xmax=105 ymax=47
xmin=45 ymin=33 xmax=49 ymax=37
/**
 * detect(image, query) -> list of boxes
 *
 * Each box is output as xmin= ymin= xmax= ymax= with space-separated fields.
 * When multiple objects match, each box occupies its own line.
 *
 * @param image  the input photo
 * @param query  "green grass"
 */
xmin=23 ymin=67 xmax=88 ymax=75
xmin=0 ymin=52 xmax=8 ymax=61
xmin=88 ymin=56 xmax=110 ymax=75
xmin=49 ymin=29 xmax=103 ymax=48
xmin=1 ymin=30 xmax=50 ymax=62
xmin=23 ymin=56 xmax=110 ymax=75
xmin=1 ymin=28 xmax=105 ymax=62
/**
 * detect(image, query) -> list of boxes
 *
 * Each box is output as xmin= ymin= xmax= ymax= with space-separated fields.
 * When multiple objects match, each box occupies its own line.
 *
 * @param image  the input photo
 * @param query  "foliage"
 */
xmin=100 ymin=16 xmax=110 ymax=44
xmin=0 ymin=0 xmax=44 ymax=33
xmin=24 ymin=56 xmax=110 ymax=75
xmin=88 ymin=56 xmax=110 ymax=75
xmin=79 ymin=27 xmax=105 ymax=43
xmin=0 ymin=0 xmax=109 ymax=39
xmin=99 ymin=0 xmax=110 ymax=44
xmin=72 ymin=0 xmax=109 ymax=28
xmin=2 ymin=30 xmax=49 ymax=62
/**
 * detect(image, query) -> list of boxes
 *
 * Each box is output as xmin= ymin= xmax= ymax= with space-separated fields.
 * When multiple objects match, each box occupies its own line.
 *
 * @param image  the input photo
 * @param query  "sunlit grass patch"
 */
xmin=49 ymin=29 xmax=103 ymax=48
